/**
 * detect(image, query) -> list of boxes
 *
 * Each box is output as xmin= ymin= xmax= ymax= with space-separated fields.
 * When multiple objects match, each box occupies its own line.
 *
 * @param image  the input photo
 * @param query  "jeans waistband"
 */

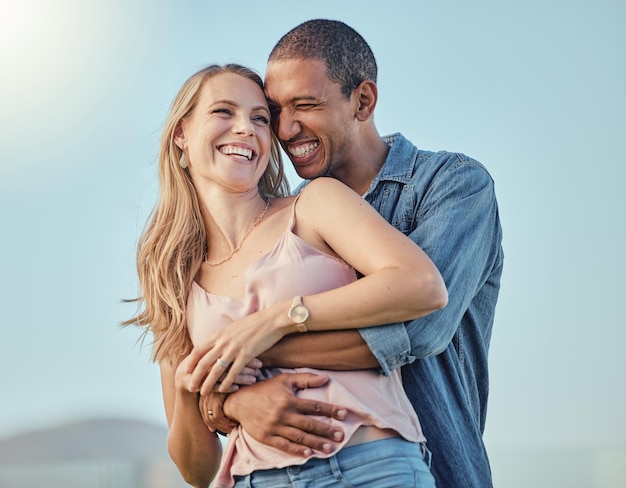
xmin=245 ymin=437 xmax=425 ymax=481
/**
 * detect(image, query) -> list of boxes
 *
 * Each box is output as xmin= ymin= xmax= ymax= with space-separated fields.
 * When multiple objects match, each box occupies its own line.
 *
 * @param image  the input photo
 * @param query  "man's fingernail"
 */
xmin=333 ymin=431 xmax=342 ymax=441
xmin=336 ymin=409 xmax=347 ymax=418
xmin=322 ymin=443 xmax=332 ymax=452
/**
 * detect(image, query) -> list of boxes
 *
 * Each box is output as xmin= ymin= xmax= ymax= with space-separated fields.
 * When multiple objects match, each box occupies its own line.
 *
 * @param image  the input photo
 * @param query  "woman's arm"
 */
xmin=283 ymin=178 xmax=448 ymax=330
xmin=184 ymin=177 xmax=447 ymax=394
xmin=160 ymin=359 xmax=222 ymax=488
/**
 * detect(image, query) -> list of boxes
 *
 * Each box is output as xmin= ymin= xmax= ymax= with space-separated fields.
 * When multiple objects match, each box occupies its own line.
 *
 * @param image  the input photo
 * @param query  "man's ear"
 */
xmin=354 ymin=80 xmax=378 ymax=122
xmin=173 ymin=122 xmax=186 ymax=150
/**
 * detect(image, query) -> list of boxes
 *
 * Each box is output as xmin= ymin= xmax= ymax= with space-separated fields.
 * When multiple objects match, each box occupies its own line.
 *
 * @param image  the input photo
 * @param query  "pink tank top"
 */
xmin=186 ymin=198 xmax=425 ymax=488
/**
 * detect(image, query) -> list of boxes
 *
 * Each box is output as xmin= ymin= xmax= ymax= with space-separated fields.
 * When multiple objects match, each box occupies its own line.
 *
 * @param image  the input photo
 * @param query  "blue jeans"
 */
xmin=232 ymin=438 xmax=435 ymax=487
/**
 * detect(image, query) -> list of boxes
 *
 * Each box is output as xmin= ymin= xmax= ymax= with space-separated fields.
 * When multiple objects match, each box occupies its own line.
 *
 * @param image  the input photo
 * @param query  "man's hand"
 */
xmin=224 ymin=373 xmax=348 ymax=456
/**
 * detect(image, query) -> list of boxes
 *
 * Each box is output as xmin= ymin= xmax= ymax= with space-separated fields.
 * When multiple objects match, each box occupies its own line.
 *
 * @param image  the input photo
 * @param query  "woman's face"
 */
xmin=178 ymin=72 xmax=272 ymax=194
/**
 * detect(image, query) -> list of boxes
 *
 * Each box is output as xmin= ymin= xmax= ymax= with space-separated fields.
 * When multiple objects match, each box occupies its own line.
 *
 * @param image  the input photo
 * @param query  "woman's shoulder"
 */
xmin=268 ymin=194 xmax=298 ymax=212
xmin=296 ymin=178 xmax=363 ymax=227
xmin=299 ymin=177 xmax=354 ymax=198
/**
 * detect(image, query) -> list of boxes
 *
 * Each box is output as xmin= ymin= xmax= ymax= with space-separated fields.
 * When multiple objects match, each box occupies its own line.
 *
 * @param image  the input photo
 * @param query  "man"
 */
xmin=203 ymin=19 xmax=503 ymax=487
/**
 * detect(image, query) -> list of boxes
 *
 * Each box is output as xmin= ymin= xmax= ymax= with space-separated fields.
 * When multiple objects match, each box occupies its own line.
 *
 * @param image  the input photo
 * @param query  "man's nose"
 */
xmin=275 ymin=111 xmax=300 ymax=141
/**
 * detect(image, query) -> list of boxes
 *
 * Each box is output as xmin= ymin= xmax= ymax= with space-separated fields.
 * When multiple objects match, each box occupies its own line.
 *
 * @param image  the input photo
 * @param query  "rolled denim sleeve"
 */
xmin=359 ymin=154 xmax=502 ymax=374
xmin=358 ymin=323 xmax=414 ymax=376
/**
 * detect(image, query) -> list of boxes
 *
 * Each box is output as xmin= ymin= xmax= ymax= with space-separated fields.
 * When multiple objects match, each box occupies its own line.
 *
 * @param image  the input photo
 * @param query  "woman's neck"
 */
xmin=200 ymin=190 xmax=268 ymax=260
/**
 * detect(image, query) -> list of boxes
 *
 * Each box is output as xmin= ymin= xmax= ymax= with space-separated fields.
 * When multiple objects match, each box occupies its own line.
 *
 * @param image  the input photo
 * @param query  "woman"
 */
xmin=126 ymin=64 xmax=447 ymax=488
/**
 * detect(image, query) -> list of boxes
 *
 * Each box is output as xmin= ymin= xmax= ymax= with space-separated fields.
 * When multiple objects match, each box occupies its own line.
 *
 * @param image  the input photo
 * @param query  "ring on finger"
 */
xmin=216 ymin=357 xmax=229 ymax=369
xmin=208 ymin=410 xmax=214 ymax=416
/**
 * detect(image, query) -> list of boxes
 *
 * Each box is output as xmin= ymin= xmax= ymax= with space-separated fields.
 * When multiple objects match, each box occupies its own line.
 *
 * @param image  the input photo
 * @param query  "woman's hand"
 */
xmin=183 ymin=305 xmax=287 ymax=394
xmin=179 ymin=351 xmax=264 ymax=394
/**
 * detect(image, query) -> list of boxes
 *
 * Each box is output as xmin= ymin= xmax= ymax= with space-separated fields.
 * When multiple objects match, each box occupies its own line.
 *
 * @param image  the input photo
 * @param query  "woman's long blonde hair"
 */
xmin=124 ymin=64 xmax=290 ymax=364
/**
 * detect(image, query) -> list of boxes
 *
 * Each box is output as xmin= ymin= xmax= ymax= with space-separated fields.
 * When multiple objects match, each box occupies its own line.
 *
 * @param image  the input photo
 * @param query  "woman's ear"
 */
xmin=173 ymin=122 xmax=186 ymax=150
xmin=354 ymin=80 xmax=378 ymax=122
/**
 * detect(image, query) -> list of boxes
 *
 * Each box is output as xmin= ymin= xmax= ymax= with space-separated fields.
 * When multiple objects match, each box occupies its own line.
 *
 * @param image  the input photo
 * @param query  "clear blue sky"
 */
xmin=1 ymin=0 xmax=624 ymax=480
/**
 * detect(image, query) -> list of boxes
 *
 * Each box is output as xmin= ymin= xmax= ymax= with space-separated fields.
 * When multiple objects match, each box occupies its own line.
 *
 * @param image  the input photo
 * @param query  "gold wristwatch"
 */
xmin=288 ymin=295 xmax=309 ymax=333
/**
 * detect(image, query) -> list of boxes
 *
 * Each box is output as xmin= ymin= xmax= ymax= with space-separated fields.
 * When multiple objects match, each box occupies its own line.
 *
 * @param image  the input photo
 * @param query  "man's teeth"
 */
xmin=289 ymin=142 xmax=319 ymax=158
xmin=220 ymin=145 xmax=253 ymax=160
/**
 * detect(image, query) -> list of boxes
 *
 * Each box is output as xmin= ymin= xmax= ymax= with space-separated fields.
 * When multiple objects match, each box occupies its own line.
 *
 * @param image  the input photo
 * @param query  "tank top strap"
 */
xmin=286 ymin=194 xmax=301 ymax=232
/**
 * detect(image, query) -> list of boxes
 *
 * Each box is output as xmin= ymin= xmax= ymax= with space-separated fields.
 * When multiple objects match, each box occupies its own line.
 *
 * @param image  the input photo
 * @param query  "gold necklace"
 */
xmin=206 ymin=199 xmax=270 ymax=267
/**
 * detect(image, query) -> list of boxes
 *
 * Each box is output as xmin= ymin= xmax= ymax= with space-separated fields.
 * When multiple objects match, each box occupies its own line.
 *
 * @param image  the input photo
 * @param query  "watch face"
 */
xmin=290 ymin=305 xmax=309 ymax=323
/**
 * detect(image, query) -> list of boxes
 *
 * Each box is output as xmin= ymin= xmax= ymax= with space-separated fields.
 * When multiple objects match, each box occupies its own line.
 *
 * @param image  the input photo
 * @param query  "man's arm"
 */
xmin=360 ymin=156 xmax=503 ymax=373
xmin=259 ymin=330 xmax=379 ymax=370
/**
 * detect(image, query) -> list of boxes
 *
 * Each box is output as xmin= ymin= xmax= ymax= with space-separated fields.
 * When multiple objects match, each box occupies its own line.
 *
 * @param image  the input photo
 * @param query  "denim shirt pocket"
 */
xmin=376 ymin=184 xmax=418 ymax=235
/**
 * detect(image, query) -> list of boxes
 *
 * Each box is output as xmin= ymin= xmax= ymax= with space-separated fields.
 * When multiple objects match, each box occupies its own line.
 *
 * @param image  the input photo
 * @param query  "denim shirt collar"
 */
xmin=364 ymin=133 xmax=418 ymax=197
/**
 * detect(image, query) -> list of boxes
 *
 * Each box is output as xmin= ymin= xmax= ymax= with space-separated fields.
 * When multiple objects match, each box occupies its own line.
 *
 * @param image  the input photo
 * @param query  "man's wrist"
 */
xmin=222 ymin=390 xmax=240 ymax=424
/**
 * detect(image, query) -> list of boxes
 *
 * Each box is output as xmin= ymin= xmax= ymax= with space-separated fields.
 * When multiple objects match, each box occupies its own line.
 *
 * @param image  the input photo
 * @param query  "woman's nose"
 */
xmin=233 ymin=116 xmax=254 ymax=136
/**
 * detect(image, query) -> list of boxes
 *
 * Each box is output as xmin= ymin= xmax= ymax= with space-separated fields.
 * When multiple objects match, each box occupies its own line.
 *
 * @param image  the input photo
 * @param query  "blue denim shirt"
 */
xmin=359 ymin=133 xmax=504 ymax=488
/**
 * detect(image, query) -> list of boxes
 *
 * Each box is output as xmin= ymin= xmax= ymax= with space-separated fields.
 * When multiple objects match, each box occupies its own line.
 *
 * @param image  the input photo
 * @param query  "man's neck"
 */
xmin=331 ymin=135 xmax=390 ymax=195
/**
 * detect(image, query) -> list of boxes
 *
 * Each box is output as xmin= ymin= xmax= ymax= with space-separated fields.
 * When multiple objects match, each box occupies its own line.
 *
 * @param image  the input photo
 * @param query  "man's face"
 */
xmin=264 ymin=59 xmax=356 ymax=180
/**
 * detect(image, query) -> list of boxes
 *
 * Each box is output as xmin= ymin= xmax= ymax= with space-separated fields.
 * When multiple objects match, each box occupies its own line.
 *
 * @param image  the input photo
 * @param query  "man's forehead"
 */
xmin=266 ymin=58 xmax=326 ymax=73
xmin=265 ymin=59 xmax=335 ymax=102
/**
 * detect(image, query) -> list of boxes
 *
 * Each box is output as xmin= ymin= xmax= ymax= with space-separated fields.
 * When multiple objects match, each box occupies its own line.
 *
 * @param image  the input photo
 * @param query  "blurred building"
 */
xmin=0 ymin=418 xmax=188 ymax=488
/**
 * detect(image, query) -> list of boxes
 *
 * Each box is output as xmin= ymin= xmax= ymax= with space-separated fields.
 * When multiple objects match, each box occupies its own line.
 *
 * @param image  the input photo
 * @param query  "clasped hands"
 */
xmin=177 ymin=354 xmax=349 ymax=456
xmin=198 ymin=373 xmax=349 ymax=456
xmin=173 ymin=308 xmax=350 ymax=456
